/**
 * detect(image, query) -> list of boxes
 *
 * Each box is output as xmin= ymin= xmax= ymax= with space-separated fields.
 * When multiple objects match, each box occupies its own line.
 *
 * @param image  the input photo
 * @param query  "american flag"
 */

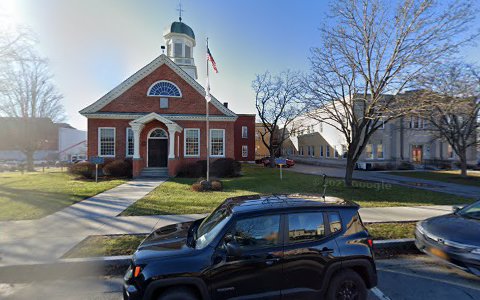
xmin=207 ymin=47 xmax=218 ymax=73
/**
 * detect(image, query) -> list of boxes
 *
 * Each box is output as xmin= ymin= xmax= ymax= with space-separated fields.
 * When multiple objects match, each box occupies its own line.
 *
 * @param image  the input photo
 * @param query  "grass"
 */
xmin=388 ymin=170 xmax=480 ymax=187
xmin=64 ymin=222 xmax=418 ymax=258
xmin=62 ymin=234 xmax=147 ymax=258
xmin=366 ymin=222 xmax=416 ymax=240
xmin=121 ymin=164 xmax=472 ymax=216
xmin=0 ymin=169 xmax=127 ymax=221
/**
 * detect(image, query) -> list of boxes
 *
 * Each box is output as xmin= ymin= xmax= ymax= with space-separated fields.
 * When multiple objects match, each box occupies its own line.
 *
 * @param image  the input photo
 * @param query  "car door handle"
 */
xmin=265 ymin=258 xmax=281 ymax=265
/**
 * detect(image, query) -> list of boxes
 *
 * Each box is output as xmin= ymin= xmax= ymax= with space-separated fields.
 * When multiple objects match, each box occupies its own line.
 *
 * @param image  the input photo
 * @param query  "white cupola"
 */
xmin=164 ymin=17 xmax=198 ymax=79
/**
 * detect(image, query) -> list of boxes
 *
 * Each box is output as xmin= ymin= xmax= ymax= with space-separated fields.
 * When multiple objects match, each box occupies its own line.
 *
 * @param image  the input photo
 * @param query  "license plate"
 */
xmin=430 ymin=247 xmax=448 ymax=260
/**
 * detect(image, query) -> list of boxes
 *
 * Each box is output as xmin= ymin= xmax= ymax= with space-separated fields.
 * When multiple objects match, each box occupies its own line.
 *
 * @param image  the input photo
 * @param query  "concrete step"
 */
xmin=139 ymin=168 xmax=169 ymax=178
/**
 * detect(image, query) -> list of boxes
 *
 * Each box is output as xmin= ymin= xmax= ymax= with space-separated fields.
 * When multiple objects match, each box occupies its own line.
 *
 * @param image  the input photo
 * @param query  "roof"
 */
xmin=170 ymin=21 xmax=195 ymax=40
xmin=221 ymin=194 xmax=358 ymax=215
xmin=79 ymin=54 xmax=237 ymax=118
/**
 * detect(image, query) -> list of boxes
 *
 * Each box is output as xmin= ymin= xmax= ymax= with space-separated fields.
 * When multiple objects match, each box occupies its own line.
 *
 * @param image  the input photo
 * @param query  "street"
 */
xmin=1 ymin=255 xmax=480 ymax=300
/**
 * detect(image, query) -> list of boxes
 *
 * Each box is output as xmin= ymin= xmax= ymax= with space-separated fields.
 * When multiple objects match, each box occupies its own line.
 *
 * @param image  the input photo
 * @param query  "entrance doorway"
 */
xmin=147 ymin=128 xmax=168 ymax=167
xmin=411 ymin=145 xmax=423 ymax=164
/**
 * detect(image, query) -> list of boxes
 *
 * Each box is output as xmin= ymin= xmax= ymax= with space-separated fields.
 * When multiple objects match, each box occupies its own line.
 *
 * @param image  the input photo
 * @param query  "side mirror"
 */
xmin=225 ymin=239 xmax=242 ymax=258
xmin=452 ymin=206 xmax=461 ymax=213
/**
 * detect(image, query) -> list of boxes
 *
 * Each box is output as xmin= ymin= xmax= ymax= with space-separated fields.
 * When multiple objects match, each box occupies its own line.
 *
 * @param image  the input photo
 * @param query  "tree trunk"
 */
xmin=344 ymin=158 xmax=355 ymax=187
xmin=269 ymin=148 xmax=276 ymax=168
xmin=459 ymin=148 xmax=468 ymax=177
xmin=25 ymin=150 xmax=35 ymax=172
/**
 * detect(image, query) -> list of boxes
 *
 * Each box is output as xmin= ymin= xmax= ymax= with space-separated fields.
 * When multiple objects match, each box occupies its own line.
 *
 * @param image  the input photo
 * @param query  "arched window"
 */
xmin=147 ymin=81 xmax=182 ymax=97
xmin=149 ymin=128 xmax=168 ymax=138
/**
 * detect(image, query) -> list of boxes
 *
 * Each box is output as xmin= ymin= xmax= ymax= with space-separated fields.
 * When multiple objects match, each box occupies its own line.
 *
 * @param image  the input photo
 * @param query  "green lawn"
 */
xmin=122 ymin=164 xmax=471 ymax=216
xmin=62 ymin=234 xmax=146 ymax=258
xmin=366 ymin=222 xmax=416 ymax=240
xmin=0 ymin=169 xmax=126 ymax=221
xmin=388 ymin=170 xmax=480 ymax=187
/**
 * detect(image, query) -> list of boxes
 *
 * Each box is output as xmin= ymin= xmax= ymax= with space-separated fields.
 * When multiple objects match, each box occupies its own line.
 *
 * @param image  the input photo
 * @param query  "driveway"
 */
xmin=286 ymin=163 xmax=480 ymax=198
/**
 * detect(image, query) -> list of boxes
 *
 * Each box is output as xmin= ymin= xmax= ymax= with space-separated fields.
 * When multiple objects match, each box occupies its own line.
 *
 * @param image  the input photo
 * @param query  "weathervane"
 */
xmin=177 ymin=1 xmax=184 ymax=22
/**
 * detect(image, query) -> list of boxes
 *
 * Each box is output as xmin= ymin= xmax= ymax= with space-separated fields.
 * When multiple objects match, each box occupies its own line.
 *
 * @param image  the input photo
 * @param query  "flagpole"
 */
xmin=206 ymin=37 xmax=210 ymax=182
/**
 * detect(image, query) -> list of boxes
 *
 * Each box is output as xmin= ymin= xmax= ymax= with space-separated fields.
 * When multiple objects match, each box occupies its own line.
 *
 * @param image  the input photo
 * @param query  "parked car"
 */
xmin=262 ymin=156 xmax=295 ymax=168
xmin=123 ymin=194 xmax=377 ymax=300
xmin=415 ymin=200 xmax=480 ymax=276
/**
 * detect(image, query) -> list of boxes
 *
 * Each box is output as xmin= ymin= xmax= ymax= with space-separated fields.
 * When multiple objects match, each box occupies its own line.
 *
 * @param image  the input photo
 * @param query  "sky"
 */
xmin=1 ymin=0 xmax=479 ymax=131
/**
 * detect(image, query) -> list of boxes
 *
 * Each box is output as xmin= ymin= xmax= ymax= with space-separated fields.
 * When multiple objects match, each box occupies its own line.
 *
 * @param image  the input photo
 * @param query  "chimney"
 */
xmin=223 ymin=102 xmax=228 ymax=108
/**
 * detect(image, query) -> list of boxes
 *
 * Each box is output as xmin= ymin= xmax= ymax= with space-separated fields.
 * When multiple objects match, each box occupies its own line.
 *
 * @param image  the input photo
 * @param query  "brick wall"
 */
xmin=234 ymin=115 xmax=256 ymax=161
xmin=99 ymin=64 xmax=224 ymax=115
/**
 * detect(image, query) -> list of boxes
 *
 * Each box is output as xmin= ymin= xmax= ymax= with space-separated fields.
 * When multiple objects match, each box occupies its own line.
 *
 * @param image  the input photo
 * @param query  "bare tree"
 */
xmin=253 ymin=70 xmax=304 ymax=166
xmin=0 ymin=55 xmax=65 ymax=170
xmin=416 ymin=63 xmax=480 ymax=177
xmin=305 ymin=0 xmax=478 ymax=186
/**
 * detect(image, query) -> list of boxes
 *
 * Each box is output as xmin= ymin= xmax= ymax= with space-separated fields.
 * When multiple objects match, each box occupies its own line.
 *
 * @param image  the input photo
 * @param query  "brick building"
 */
xmin=80 ymin=19 xmax=255 ymax=177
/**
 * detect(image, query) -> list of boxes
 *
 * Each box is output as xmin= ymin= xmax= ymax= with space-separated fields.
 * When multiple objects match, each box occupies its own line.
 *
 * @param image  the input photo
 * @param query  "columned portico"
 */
xmin=129 ymin=113 xmax=183 ymax=177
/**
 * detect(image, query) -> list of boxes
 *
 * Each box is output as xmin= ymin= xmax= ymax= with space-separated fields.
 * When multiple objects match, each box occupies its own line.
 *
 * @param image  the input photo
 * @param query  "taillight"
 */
xmin=367 ymin=238 xmax=373 ymax=248
xmin=133 ymin=266 xmax=142 ymax=278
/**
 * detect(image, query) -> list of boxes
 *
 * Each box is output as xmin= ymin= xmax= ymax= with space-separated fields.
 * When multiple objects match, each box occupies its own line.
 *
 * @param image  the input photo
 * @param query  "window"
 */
xmin=320 ymin=145 xmax=324 ymax=157
xmin=334 ymin=146 xmax=339 ymax=158
xmin=255 ymin=131 xmax=260 ymax=140
xmin=98 ymin=128 xmax=115 ymax=157
xmin=234 ymin=215 xmax=280 ymax=249
xmin=242 ymin=126 xmax=248 ymax=138
xmin=242 ymin=145 xmax=248 ymax=158
xmin=447 ymin=144 xmax=455 ymax=159
xmin=311 ymin=146 xmax=315 ymax=156
xmin=326 ymin=146 xmax=331 ymax=157
xmin=365 ymin=144 xmax=373 ymax=159
xmin=185 ymin=45 xmax=191 ymax=58
xmin=342 ymin=145 xmax=348 ymax=159
xmin=288 ymin=212 xmax=325 ymax=243
xmin=376 ymin=144 xmax=384 ymax=159
xmin=184 ymin=129 xmax=200 ymax=157
xmin=174 ymin=42 xmax=182 ymax=57
xmin=126 ymin=128 xmax=134 ymax=156
xmin=300 ymin=146 xmax=304 ymax=156
xmin=148 ymin=81 xmax=181 ymax=97
xmin=149 ymin=128 xmax=167 ymax=138
xmin=210 ymin=129 xmax=225 ymax=157
xmin=328 ymin=212 xmax=342 ymax=233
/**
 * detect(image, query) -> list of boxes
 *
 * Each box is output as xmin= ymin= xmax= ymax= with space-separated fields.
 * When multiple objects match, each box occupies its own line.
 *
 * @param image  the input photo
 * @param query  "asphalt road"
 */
xmin=1 ymin=255 xmax=479 ymax=300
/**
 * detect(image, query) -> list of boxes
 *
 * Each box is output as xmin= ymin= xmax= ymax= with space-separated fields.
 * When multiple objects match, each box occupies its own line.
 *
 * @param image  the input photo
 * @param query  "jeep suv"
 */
xmin=123 ymin=194 xmax=377 ymax=300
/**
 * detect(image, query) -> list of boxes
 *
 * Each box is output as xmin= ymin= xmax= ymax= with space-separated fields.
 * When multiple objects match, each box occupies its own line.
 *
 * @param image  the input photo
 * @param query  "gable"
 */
xmin=79 ymin=55 xmax=236 ymax=117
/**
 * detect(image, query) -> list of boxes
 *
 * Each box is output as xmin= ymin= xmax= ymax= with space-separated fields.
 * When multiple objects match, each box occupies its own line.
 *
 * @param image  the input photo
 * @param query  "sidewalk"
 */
xmin=286 ymin=163 xmax=480 ymax=199
xmin=0 ymin=178 xmax=166 ymax=266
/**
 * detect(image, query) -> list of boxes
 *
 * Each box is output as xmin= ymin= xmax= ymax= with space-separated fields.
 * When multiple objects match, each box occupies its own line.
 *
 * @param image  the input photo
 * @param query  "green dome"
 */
xmin=170 ymin=21 xmax=195 ymax=40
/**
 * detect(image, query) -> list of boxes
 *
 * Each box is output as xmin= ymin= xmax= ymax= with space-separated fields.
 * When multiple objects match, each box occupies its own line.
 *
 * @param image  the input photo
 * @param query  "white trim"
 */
xmin=83 ymin=112 xmax=237 ymax=122
xmin=146 ymin=128 xmax=168 ymax=167
xmin=147 ymin=80 xmax=182 ymax=98
xmin=209 ymin=128 xmax=225 ymax=158
xmin=98 ymin=127 xmax=116 ymax=157
xmin=184 ymin=128 xmax=200 ymax=157
xmin=126 ymin=127 xmax=134 ymax=157
xmin=79 ymin=54 xmax=236 ymax=117
xmin=147 ymin=128 xmax=168 ymax=139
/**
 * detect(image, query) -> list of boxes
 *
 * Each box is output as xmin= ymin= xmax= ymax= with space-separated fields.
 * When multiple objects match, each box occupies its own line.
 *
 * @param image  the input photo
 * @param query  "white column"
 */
xmin=168 ymin=128 xmax=176 ymax=159
xmin=131 ymin=123 xmax=144 ymax=159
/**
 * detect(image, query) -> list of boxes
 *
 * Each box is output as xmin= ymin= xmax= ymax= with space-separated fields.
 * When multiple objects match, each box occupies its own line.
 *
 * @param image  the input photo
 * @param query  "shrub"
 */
xmin=103 ymin=159 xmax=132 ymax=178
xmin=69 ymin=161 xmax=96 ymax=179
xmin=397 ymin=161 xmax=414 ymax=170
xmin=177 ymin=160 xmax=206 ymax=178
xmin=211 ymin=158 xmax=241 ymax=178
xmin=191 ymin=179 xmax=223 ymax=192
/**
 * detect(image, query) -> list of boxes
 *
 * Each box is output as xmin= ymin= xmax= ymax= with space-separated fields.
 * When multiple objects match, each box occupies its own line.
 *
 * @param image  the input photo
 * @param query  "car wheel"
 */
xmin=326 ymin=269 xmax=367 ymax=300
xmin=158 ymin=287 xmax=198 ymax=300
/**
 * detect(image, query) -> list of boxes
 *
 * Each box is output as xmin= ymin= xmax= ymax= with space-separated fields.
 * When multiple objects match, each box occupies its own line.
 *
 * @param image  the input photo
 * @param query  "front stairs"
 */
xmin=139 ymin=167 xmax=169 ymax=178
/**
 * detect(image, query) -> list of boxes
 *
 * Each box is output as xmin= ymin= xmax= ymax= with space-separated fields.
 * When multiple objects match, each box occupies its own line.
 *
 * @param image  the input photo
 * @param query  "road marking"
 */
xmin=370 ymin=287 xmax=391 ymax=300
xmin=378 ymin=267 xmax=480 ymax=292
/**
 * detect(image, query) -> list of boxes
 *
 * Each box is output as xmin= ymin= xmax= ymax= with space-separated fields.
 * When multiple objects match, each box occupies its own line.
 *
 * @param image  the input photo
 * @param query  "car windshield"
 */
xmin=195 ymin=206 xmax=232 ymax=249
xmin=458 ymin=201 xmax=480 ymax=220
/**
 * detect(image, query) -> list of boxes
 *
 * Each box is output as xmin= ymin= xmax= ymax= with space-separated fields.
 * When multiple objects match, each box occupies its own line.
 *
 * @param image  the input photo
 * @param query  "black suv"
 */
xmin=123 ymin=194 xmax=377 ymax=300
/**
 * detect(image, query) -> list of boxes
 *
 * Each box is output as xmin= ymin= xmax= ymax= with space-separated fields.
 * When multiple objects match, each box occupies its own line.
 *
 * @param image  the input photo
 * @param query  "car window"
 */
xmin=328 ymin=212 xmax=342 ymax=233
xmin=288 ymin=212 xmax=325 ymax=243
xmin=234 ymin=215 xmax=280 ymax=250
xmin=459 ymin=201 xmax=480 ymax=220
xmin=196 ymin=207 xmax=232 ymax=249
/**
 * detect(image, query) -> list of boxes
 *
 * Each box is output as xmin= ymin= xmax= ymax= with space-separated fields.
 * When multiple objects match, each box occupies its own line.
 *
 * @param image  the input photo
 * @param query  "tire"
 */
xmin=157 ymin=287 xmax=198 ymax=300
xmin=325 ymin=269 xmax=367 ymax=300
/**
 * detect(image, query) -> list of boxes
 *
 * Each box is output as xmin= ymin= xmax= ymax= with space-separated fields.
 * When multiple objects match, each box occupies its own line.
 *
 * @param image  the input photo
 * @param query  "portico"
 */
xmin=129 ymin=112 xmax=183 ymax=176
